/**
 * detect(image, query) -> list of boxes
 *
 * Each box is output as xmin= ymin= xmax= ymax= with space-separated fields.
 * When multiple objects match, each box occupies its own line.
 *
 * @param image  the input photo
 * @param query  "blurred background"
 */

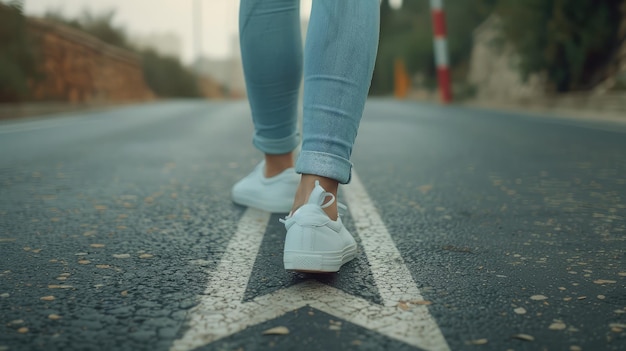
xmin=0 ymin=0 xmax=625 ymax=116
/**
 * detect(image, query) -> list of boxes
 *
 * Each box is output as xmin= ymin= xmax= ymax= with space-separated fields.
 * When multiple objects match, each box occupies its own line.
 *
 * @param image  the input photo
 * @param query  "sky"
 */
xmin=23 ymin=0 xmax=313 ymax=63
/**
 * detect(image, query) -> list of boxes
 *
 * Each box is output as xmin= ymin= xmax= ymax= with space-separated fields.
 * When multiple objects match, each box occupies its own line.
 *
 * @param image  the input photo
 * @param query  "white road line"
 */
xmin=0 ymin=117 xmax=86 ymax=135
xmin=171 ymin=208 xmax=271 ymax=350
xmin=172 ymin=171 xmax=450 ymax=351
xmin=345 ymin=172 xmax=427 ymax=306
xmin=0 ymin=102 xmax=207 ymax=135
xmin=344 ymin=173 xmax=450 ymax=350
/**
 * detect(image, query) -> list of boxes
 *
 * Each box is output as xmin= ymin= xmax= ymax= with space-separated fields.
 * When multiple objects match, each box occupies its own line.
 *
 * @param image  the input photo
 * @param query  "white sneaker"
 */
xmin=231 ymin=161 xmax=300 ymax=213
xmin=280 ymin=180 xmax=357 ymax=273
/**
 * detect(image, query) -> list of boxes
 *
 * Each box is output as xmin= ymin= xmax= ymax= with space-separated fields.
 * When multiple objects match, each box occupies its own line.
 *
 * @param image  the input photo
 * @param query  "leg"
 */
xmin=293 ymin=0 xmax=380 ymax=219
xmin=239 ymin=0 xmax=302 ymax=177
xmin=232 ymin=0 xmax=302 ymax=213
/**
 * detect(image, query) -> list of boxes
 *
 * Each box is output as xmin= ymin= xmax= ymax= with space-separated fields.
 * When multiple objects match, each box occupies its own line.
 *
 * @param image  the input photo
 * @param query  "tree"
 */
xmin=44 ymin=9 xmax=131 ymax=50
xmin=0 ymin=1 xmax=40 ymax=102
xmin=44 ymin=9 xmax=201 ymax=98
xmin=371 ymin=0 xmax=494 ymax=95
xmin=495 ymin=0 xmax=623 ymax=92
xmin=141 ymin=50 xmax=200 ymax=98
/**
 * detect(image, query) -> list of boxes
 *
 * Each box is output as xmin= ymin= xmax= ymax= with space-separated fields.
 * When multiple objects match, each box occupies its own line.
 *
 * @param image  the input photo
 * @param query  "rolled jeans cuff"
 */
xmin=253 ymin=131 xmax=300 ymax=155
xmin=295 ymin=150 xmax=352 ymax=184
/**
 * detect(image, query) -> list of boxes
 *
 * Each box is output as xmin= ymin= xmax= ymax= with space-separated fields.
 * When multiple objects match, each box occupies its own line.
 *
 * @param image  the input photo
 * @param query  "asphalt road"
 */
xmin=0 ymin=99 xmax=624 ymax=351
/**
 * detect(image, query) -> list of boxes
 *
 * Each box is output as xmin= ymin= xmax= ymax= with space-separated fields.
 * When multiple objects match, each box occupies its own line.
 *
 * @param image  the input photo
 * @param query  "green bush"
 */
xmin=44 ymin=9 xmax=201 ymax=98
xmin=0 ymin=1 xmax=40 ymax=102
xmin=44 ymin=9 xmax=132 ymax=50
xmin=371 ymin=0 xmax=492 ymax=95
xmin=141 ymin=50 xmax=200 ymax=98
xmin=494 ymin=0 xmax=623 ymax=92
xmin=371 ymin=0 xmax=622 ymax=95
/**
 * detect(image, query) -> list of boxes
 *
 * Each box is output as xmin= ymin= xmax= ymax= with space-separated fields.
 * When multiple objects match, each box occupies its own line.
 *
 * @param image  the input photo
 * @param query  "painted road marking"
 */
xmin=0 ymin=102 xmax=210 ymax=135
xmin=171 ymin=172 xmax=450 ymax=351
xmin=0 ymin=116 xmax=89 ymax=135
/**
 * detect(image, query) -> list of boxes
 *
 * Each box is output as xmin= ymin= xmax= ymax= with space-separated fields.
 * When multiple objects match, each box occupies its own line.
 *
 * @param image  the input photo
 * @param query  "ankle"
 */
xmin=264 ymin=152 xmax=294 ymax=178
xmin=292 ymin=174 xmax=339 ymax=220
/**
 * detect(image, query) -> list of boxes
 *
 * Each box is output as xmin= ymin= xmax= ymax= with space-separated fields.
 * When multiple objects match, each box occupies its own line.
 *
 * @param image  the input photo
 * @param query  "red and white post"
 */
xmin=430 ymin=0 xmax=452 ymax=104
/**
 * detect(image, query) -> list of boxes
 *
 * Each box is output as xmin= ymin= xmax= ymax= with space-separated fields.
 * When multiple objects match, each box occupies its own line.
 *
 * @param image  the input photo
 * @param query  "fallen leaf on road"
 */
xmin=549 ymin=322 xmax=566 ymax=330
xmin=530 ymin=295 xmax=548 ymax=301
xmin=262 ymin=326 xmax=289 ymax=335
xmin=78 ymin=260 xmax=90 ymax=265
xmin=112 ymin=254 xmax=131 ymax=259
xmin=418 ymin=184 xmax=433 ymax=194
xmin=17 ymin=327 xmax=28 ymax=334
xmin=96 ymin=265 xmax=110 ymax=269
xmin=90 ymin=244 xmax=105 ymax=248
xmin=48 ymin=285 xmax=73 ymax=289
xmin=514 ymin=307 xmax=527 ymax=315
xmin=397 ymin=302 xmax=410 ymax=310
xmin=40 ymin=295 xmax=55 ymax=301
xmin=577 ymin=296 xmax=587 ymax=300
xmin=511 ymin=334 xmax=535 ymax=341
xmin=593 ymin=279 xmax=616 ymax=284
xmin=139 ymin=254 xmax=154 ymax=259
xmin=48 ymin=314 xmax=62 ymax=320
xmin=468 ymin=339 xmax=488 ymax=345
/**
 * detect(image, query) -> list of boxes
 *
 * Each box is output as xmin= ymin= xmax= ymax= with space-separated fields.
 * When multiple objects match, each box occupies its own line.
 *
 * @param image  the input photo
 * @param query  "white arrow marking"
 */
xmin=171 ymin=172 xmax=450 ymax=351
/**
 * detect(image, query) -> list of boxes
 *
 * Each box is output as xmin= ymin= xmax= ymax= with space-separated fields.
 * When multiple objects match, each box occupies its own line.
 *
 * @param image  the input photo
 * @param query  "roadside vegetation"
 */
xmin=374 ymin=0 xmax=624 ymax=95
xmin=1 ymin=0 xmax=623 ymax=102
xmin=0 ymin=1 xmax=40 ymax=102
xmin=43 ymin=9 xmax=201 ymax=99
xmin=0 ymin=1 xmax=199 ymax=103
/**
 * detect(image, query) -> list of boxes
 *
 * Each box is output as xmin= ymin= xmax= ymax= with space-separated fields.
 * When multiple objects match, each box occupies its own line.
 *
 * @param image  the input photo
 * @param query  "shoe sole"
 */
xmin=284 ymin=244 xmax=357 ymax=273
xmin=232 ymin=193 xmax=293 ymax=213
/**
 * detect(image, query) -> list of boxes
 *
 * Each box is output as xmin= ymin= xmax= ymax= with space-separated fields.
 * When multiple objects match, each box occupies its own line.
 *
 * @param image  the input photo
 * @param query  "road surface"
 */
xmin=0 ymin=99 xmax=624 ymax=351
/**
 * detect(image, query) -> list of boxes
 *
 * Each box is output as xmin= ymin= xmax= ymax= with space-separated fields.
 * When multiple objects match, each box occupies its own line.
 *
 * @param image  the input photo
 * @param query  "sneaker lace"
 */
xmin=279 ymin=180 xmax=347 ymax=223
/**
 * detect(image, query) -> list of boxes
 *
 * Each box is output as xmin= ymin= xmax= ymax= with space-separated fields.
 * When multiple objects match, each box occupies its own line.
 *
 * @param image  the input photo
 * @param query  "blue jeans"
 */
xmin=239 ymin=0 xmax=380 ymax=184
